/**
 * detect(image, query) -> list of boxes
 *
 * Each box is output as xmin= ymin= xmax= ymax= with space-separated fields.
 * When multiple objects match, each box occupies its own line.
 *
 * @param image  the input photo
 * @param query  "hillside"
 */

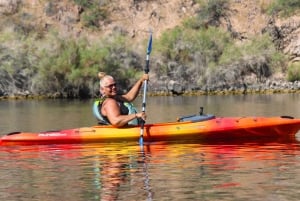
xmin=1 ymin=0 xmax=297 ymax=55
xmin=0 ymin=0 xmax=300 ymax=98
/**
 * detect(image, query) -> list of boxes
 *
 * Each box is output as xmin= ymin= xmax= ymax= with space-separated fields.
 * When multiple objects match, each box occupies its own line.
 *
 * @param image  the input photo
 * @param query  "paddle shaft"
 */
xmin=141 ymin=56 xmax=150 ymax=113
xmin=139 ymin=33 xmax=152 ymax=145
xmin=139 ymin=55 xmax=149 ymax=145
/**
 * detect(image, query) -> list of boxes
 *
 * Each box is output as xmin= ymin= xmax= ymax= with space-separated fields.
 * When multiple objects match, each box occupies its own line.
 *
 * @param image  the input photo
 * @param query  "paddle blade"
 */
xmin=145 ymin=33 xmax=152 ymax=74
xmin=139 ymin=135 xmax=144 ymax=145
xmin=147 ymin=33 xmax=152 ymax=55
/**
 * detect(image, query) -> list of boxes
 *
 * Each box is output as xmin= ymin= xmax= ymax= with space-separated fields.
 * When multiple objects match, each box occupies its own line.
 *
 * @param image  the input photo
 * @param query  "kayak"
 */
xmin=1 ymin=114 xmax=300 ymax=146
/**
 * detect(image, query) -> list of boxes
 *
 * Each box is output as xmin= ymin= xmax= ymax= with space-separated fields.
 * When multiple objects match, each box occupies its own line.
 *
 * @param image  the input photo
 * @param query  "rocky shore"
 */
xmin=153 ymin=79 xmax=300 ymax=96
xmin=1 ymin=79 xmax=300 ymax=100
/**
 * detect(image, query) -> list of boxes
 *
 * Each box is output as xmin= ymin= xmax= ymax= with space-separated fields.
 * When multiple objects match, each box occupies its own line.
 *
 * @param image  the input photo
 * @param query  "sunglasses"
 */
xmin=104 ymin=83 xmax=117 ymax=89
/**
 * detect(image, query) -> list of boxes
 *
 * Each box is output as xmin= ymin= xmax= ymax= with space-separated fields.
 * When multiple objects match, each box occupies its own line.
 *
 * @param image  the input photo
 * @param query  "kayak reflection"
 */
xmin=1 ymin=141 xmax=300 ymax=200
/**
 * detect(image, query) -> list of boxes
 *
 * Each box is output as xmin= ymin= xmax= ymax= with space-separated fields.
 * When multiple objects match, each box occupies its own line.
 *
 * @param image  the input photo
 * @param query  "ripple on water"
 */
xmin=1 ymin=142 xmax=300 ymax=200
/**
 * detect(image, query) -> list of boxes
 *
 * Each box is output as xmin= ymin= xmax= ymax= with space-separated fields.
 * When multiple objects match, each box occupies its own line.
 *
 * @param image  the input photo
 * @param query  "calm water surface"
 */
xmin=1 ymin=94 xmax=300 ymax=200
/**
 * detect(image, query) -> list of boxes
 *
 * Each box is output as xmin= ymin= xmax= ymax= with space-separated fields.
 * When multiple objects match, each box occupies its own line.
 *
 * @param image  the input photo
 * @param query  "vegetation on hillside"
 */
xmin=0 ymin=28 xmax=143 ymax=97
xmin=267 ymin=0 xmax=300 ymax=17
xmin=0 ymin=0 xmax=299 ymax=98
xmin=288 ymin=62 xmax=300 ymax=82
xmin=73 ymin=0 xmax=109 ymax=29
xmin=153 ymin=0 xmax=289 ymax=90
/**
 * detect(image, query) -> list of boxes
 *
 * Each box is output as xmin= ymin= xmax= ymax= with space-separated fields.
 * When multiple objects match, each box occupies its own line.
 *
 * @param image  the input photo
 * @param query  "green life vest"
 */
xmin=93 ymin=99 xmax=139 ymax=126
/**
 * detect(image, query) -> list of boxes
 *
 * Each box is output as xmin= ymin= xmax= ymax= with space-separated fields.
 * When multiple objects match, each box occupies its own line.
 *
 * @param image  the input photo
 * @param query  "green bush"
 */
xmin=156 ymin=19 xmax=289 ymax=87
xmin=73 ymin=0 xmax=109 ymax=29
xmin=219 ymin=34 xmax=280 ymax=65
xmin=287 ymin=62 xmax=300 ymax=82
xmin=192 ymin=0 xmax=229 ymax=28
xmin=159 ymin=26 xmax=231 ymax=63
xmin=267 ymin=0 xmax=300 ymax=17
xmin=82 ymin=7 xmax=108 ymax=28
xmin=30 ymin=31 xmax=141 ymax=97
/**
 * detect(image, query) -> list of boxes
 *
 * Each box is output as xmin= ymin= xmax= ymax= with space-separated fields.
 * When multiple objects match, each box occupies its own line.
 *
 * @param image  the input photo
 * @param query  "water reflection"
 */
xmin=1 ymin=142 xmax=300 ymax=201
xmin=1 ymin=94 xmax=300 ymax=200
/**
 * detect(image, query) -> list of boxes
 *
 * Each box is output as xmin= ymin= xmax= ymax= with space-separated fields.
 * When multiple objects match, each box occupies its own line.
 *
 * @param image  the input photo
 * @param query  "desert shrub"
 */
xmin=287 ymin=62 xmax=300 ymax=82
xmin=219 ymin=34 xmax=279 ymax=65
xmin=29 ymin=31 xmax=142 ymax=97
xmin=156 ymin=26 xmax=232 ymax=86
xmin=157 ymin=21 xmax=287 ymax=88
xmin=216 ymin=34 xmax=287 ymax=83
xmin=159 ymin=26 xmax=231 ymax=63
xmin=73 ymin=0 xmax=109 ymax=29
xmin=189 ymin=0 xmax=229 ymax=28
xmin=267 ymin=0 xmax=300 ymax=17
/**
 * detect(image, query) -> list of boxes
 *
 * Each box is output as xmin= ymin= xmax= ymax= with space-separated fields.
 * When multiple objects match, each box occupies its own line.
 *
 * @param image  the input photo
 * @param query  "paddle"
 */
xmin=139 ymin=32 xmax=152 ymax=145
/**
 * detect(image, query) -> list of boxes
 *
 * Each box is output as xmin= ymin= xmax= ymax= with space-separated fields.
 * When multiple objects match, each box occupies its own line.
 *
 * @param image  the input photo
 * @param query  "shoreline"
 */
xmin=1 ymin=88 xmax=300 ymax=100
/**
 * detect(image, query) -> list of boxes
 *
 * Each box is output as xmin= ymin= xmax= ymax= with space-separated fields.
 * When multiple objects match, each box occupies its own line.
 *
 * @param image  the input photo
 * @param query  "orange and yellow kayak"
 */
xmin=1 ymin=115 xmax=300 ymax=146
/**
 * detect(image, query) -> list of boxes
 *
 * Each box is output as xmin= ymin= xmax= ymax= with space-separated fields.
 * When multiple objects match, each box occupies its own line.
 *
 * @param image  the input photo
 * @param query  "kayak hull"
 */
xmin=1 ymin=116 xmax=300 ymax=146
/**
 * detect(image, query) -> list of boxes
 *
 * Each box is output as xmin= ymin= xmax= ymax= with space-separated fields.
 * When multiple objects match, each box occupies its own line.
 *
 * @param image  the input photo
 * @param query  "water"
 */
xmin=1 ymin=93 xmax=300 ymax=134
xmin=1 ymin=94 xmax=300 ymax=200
xmin=1 ymin=142 xmax=300 ymax=201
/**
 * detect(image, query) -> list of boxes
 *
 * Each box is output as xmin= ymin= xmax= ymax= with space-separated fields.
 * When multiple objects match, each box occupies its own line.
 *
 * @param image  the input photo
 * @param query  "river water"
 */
xmin=1 ymin=94 xmax=300 ymax=200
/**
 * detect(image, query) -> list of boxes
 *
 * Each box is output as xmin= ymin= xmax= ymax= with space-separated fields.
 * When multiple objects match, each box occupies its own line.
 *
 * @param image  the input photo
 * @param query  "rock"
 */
xmin=167 ymin=80 xmax=184 ymax=95
xmin=265 ymin=16 xmax=300 ymax=61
